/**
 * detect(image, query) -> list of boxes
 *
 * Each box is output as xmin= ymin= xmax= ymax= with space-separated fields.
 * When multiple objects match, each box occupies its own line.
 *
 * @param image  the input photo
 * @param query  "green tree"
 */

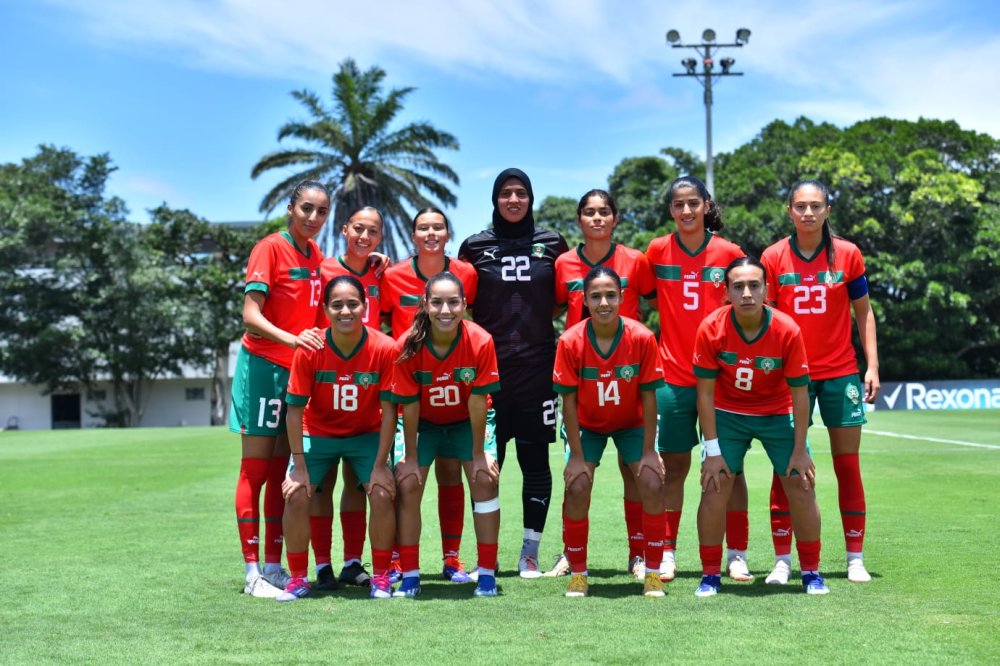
xmin=536 ymin=195 xmax=582 ymax=248
xmin=0 ymin=146 xmax=203 ymax=426
xmin=251 ymin=58 xmax=460 ymax=260
xmin=145 ymin=207 xmax=258 ymax=425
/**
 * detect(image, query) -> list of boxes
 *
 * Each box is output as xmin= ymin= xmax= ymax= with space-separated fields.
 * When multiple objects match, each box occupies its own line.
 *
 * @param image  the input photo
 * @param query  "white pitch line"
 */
xmin=866 ymin=429 xmax=1000 ymax=450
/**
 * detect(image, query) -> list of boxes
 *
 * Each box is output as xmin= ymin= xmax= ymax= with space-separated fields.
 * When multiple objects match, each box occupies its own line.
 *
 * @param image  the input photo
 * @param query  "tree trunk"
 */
xmin=210 ymin=345 xmax=229 ymax=426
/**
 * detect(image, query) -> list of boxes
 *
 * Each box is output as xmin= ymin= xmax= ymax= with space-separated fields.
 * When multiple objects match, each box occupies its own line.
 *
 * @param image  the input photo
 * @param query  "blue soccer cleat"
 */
xmin=695 ymin=574 xmax=721 ymax=598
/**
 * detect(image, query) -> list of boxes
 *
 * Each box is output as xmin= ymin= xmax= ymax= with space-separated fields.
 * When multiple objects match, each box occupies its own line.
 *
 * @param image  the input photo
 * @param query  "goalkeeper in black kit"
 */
xmin=459 ymin=168 xmax=569 ymax=579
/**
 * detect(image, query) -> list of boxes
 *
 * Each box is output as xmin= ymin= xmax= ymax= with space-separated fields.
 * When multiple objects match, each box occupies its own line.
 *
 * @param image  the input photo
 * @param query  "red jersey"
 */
xmin=380 ymin=257 xmax=479 ymax=338
xmin=553 ymin=317 xmax=665 ymax=433
xmin=285 ymin=326 xmax=396 ymax=438
xmin=389 ymin=320 xmax=500 ymax=425
xmin=319 ymin=255 xmax=382 ymax=327
xmin=555 ymin=243 xmax=656 ymax=329
xmin=242 ymin=231 xmax=324 ymax=369
xmin=646 ymin=232 xmax=744 ymax=386
xmin=693 ymin=305 xmax=810 ymax=416
xmin=761 ymin=236 xmax=866 ymax=379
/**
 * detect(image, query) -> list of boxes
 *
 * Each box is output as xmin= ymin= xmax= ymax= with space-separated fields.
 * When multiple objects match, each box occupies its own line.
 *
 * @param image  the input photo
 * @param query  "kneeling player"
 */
xmin=693 ymin=257 xmax=829 ymax=597
xmin=390 ymin=272 xmax=502 ymax=598
xmin=554 ymin=266 xmax=667 ymax=598
xmin=278 ymin=275 xmax=399 ymax=600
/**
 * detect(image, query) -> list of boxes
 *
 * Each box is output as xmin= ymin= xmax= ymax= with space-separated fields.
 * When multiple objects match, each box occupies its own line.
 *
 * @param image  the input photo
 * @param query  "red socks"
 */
xmin=235 ymin=458 xmax=269 ymax=563
xmin=664 ymin=509 xmax=682 ymax=555
xmin=477 ymin=542 xmax=499 ymax=572
xmin=624 ymin=499 xmax=644 ymax=560
xmin=769 ymin=474 xmax=793 ymax=557
xmin=263 ymin=455 xmax=288 ymax=563
xmin=340 ymin=510 xmax=367 ymax=562
xmin=563 ymin=516 xmax=589 ymax=573
xmin=399 ymin=544 xmax=420 ymax=573
xmin=310 ymin=515 xmax=333 ymax=568
xmin=438 ymin=484 xmax=464 ymax=559
xmin=726 ymin=510 xmax=749 ymax=551
xmin=699 ymin=544 xmax=723 ymax=576
xmin=642 ymin=511 xmax=666 ymax=571
xmin=286 ymin=551 xmax=309 ymax=580
xmin=797 ymin=539 xmax=821 ymax=572
xmin=372 ymin=548 xmax=392 ymax=577
xmin=833 ymin=453 xmax=866 ymax=552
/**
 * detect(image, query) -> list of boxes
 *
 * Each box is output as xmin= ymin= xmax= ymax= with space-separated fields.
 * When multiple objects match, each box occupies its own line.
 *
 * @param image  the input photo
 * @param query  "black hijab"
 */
xmin=491 ymin=168 xmax=535 ymax=240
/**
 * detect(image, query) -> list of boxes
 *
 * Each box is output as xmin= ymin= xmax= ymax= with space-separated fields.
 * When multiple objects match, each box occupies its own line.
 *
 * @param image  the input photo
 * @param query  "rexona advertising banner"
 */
xmin=874 ymin=380 xmax=1000 ymax=411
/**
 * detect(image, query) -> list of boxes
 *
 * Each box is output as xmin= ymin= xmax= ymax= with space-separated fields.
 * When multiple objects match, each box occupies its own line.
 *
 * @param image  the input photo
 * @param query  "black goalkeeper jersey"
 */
xmin=459 ymin=227 xmax=569 ymax=368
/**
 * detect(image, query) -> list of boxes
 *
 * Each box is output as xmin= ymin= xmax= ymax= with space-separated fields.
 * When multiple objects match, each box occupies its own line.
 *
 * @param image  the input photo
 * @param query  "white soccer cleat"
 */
xmin=727 ymin=555 xmax=754 ymax=582
xmin=519 ymin=554 xmax=543 ymax=579
xmin=628 ymin=555 xmax=646 ymax=580
xmin=765 ymin=559 xmax=791 ymax=586
xmin=543 ymin=553 xmax=571 ymax=577
xmin=659 ymin=552 xmax=676 ymax=582
xmin=243 ymin=574 xmax=282 ymax=599
xmin=847 ymin=558 xmax=872 ymax=583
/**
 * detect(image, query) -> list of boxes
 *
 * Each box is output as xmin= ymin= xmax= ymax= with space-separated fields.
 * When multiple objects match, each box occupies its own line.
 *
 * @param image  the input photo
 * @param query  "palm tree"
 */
xmin=251 ymin=58 xmax=460 ymax=259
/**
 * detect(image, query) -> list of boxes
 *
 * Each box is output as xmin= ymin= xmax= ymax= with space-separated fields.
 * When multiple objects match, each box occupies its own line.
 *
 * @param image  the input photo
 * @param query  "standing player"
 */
xmin=692 ymin=256 xmax=829 ymax=597
xmin=390 ymin=272 xmax=502 ymax=598
xmin=554 ymin=267 xmax=666 ymax=598
xmin=310 ymin=206 xmax=387 ymax=590
xmin=554 ymin=189 xmax=656 ymax=578
xmin=459 ymin=168 xmax=569 ymax=578
xmin=761 ymin=180 xmax=880 ymax=584
xmin=230 ymin=180 xmax=329 ymax=597
xmin=277 ymin=276 xmax=399 ymax=601
xmin=381 ymin=207 xmax=479 ymax=583
xmin=644 ymin=176 xmax=750 ymax=582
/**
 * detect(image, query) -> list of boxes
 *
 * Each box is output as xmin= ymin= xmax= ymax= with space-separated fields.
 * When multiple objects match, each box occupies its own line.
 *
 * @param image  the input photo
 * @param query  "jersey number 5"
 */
xmin=500 ymin=256 xmax=531 ymax=282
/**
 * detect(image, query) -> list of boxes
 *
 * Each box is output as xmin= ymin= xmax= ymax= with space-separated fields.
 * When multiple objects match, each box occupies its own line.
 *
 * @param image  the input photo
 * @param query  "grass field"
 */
xmin=1 ymin=409 xmax=998 ymax=665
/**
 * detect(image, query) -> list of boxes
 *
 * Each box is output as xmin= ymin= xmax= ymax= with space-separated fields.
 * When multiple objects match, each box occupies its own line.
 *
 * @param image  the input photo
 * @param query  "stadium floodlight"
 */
xmin=665 ymin=26 xmax=750 ymax=194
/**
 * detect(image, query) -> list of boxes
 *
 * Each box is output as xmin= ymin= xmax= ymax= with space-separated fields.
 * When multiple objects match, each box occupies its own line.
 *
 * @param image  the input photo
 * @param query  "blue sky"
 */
xmin=2 ymin=0 xmax=998 ymax=249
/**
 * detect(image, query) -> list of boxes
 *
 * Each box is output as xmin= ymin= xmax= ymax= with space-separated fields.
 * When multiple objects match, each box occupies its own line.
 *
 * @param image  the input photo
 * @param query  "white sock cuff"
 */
xmin=523 ymin=528 xmax=543 ymax=541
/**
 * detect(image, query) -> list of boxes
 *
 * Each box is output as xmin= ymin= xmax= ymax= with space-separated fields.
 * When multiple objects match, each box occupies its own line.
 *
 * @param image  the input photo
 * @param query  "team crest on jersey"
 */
xmin=709 ymin=267 xmax=725 ymax=286
xmin=456 ymin=367 xmax=477 ymax=385
xmin=760 ymin=357 xmax=775 ymax=374
xmin=616 ymin=365 xmax=638 ymax=383
xmin=531 ymin=243 xmax=546 ymax=258
xmin=845 ymin=383 xmax=861 ymax=405
xmin=368 ymin=285 xmax=380 ymax=298
xmin=354 ymin=372 xmax=378 ymax=389
xmin=825 ymin=272 xmax=835 ymax=287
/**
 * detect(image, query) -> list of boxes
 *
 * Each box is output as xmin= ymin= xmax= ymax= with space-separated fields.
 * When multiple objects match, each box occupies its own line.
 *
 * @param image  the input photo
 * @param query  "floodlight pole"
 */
xmin=666 ymin=29 xmax=749 ymax=195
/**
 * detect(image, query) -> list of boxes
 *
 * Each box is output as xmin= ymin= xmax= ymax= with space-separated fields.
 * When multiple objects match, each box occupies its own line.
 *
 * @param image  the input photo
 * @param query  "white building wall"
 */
xmin=0 ymin=383 xmax=51 ymax=430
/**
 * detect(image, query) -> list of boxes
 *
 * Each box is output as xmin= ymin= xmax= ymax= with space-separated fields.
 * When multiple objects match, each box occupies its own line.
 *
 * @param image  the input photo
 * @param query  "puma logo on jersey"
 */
xmin=483 ymin=248 xmax=499 ymax=260
xmin=253 ymin=271 xmax=264 ymax=279
xmin=739 ymin=358 xmax=752 ymax=365
xmin=437 ymin=373 xmax=452 ymax=382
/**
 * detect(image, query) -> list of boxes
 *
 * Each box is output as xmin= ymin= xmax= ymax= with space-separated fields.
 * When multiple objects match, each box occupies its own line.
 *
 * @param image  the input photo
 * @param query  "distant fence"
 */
xmin=873 ymin=379 xmax=1000 ymax=411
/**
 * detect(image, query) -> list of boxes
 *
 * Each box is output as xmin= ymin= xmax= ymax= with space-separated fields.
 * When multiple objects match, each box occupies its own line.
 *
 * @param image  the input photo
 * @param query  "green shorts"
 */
xmin=229 ymin=346 xmax=290 ymax=436
xmin=713 ymin=410 xmax=811 ymax=475
xmin=572 ymin=427 xmax=645 ymax=466
xmin=291 ymin=432 xmax=381 ymax=489
xmin=399 ymin=410 xmax=497 ymax=467
xmin=655 ymin=382 xmax=700 ymax=453
xmin=810 ymin=374 xmax=868 ymax=428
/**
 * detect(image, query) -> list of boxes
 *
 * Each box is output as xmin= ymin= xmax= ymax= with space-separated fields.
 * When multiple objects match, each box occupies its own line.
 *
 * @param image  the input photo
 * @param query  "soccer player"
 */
xmin=644 ymin=176 xmax=750 ymax=582
xmin=381 ymin=207 xmax=479 ymax=583
xmin=459 ymin=168 xmax=569 ymax=579
xmin=554 ymin=189 xmax=656 ymax=579
xmin=276 ymin=275 xmax=398 ymax=601
xmin=389 ymin=272 xmax=502 ymax=598
xmin=310 ymin=206 xmax=388 ymax=590
xmin=761 ymin=180 xmax=880 ymax=584
xmin=554 ymin=266 xmax=666 ymax=598
xmin=229 ymin=180 xmax=329 ymax=597
xmin=692 ymin=256 xmax=829 ymax=597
